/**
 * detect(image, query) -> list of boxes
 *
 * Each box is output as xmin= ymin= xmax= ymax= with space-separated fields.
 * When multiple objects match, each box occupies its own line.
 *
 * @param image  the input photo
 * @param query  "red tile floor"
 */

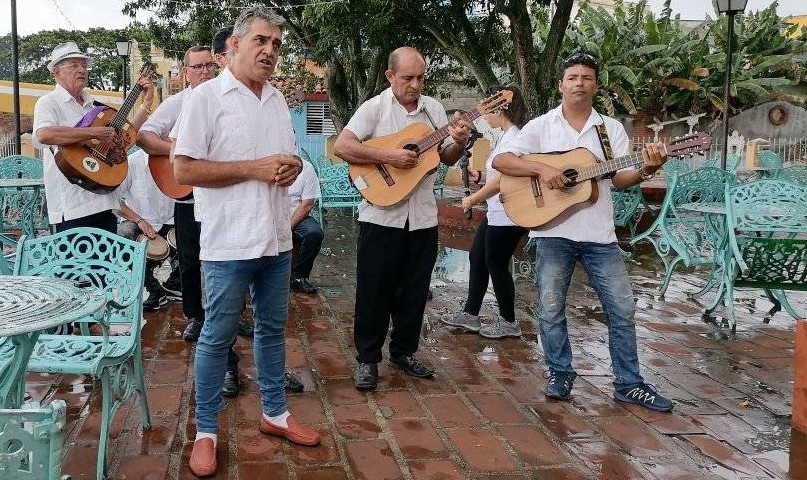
xmin=28 ymin=210 xmax=807 ymax=479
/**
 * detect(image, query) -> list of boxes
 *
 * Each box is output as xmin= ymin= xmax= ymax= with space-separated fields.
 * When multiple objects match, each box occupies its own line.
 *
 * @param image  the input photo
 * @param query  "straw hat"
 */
xmin=47 ymin=41 xmax=90 ymax=73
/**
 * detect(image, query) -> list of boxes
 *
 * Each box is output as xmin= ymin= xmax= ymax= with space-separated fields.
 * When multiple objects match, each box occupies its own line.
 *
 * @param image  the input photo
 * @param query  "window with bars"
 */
xmin=305 ymin=102 xmax=337 ymax=136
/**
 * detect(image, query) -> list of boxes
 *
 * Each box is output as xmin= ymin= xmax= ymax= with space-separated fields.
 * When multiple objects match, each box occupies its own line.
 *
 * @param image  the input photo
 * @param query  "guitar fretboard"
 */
xmin=415 ymin=110 xmax=482 ymax=152
xmin=109 ymin=83 xmax=144 ymax=129
xmin=574 ymin=151 xmax=646 ymax=182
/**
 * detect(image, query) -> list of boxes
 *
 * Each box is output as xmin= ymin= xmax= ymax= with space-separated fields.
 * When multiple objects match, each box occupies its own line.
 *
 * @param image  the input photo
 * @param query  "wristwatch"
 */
xmin=637 ymin=165 xmax=656 ymax=181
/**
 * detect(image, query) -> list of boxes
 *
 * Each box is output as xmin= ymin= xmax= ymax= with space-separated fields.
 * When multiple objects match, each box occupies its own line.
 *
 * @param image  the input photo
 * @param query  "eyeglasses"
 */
xmin=186 ymin=62 xmax=218 ymax=72
xmin=562 ymin=51 xmax=598 ymax=66
xmin=58 ymin=61 xmax=89 ymax=71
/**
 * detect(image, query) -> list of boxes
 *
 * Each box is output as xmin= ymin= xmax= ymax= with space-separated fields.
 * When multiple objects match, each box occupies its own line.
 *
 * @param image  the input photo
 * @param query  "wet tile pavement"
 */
xmin=26 ymin=207 xmax=807 ymax=479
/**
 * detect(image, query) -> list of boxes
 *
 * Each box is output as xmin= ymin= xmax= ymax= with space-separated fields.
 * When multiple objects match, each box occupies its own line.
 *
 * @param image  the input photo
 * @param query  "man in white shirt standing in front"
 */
xmin=33 ymin=41 xmax=153 ymax=233
xmin=493 ymin=52 xmax=673 ymax=412
xmin=172 ymin=7 xmax=320 ymax=477
xmin=334 ymin=47 xmax=471 ymax=391
xmin=287 ymin=158 xmax=323 ymax=294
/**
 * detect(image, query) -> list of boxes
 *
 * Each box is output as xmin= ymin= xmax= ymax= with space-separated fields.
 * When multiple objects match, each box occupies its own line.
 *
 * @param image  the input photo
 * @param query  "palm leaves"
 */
xmin=560 ymin=0 xmax=806 ymax=119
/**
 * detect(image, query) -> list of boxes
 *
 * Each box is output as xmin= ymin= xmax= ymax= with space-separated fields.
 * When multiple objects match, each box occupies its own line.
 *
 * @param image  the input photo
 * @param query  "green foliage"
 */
xmin=557 ymin=0 xmax=807 ymax=120
xmin=0 ymin=27 xmax=153 ymax=90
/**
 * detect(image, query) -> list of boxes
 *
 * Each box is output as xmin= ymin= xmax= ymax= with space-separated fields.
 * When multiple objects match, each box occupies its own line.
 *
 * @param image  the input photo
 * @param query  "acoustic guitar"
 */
xmin=149 ymin=150 xmax=192 ymax=200
xmin=55 ymin=63 xmax=156 ymax=193
xmin=499 ymin=132 xmax=713 ymax=229
xmin=344 ymin=90 xmax=513 ymax=207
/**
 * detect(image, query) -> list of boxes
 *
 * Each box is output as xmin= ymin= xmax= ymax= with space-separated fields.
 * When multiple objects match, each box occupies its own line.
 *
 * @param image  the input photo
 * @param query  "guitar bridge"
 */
xmin=530 ymin=177 xmax=544 ymax=207
xmin=376 ymin=164 xmax=395 ymax=186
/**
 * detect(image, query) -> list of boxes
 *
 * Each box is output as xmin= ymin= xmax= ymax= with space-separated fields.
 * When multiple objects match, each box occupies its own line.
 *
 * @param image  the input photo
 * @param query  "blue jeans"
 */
xmin=196 ymin=253 xmax=291 ymax=433
xmin=533 ymin=237 xmax=643 ymax=389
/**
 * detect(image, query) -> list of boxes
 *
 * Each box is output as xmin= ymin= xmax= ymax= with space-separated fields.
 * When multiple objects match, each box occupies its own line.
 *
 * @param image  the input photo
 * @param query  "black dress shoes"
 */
xmin=222 ymin=369 xmax=240 ymax=397
xmin=354 ymin=362 xmax=378 ymax=391
xmin=182 ymin=317 xmax=204 ymax=342
xmin=285 ymin=370 xmax=304 ymax=393
xmin=291 ymin=277 xmax=318 ymax=294
xmin=390 ymin=355 xmax=435 ymax=378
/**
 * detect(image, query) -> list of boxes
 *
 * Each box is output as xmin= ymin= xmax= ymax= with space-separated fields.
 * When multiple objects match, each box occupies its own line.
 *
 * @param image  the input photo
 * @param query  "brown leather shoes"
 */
xmin=189 ymin=437 xmax=217 ymax=477
xmin=259 ymin=414 xmax=321 ymax=446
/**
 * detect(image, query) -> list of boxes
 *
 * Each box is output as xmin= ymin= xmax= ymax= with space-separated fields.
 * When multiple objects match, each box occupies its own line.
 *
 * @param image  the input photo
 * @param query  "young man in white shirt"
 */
xmin=33 ymin=42 xmax=153 ymax=233
xmin=288 ymin=159 xmax=323 ymax=294
xmin=172 ymin=8 xmax=320 ymax=476
xmin=493 ymin=52 xmax=673 ymax=412
xmin=334 ymin=47 xmax=471 ymax=391
xmin=116 ymin=148 xmax=177 ymax=311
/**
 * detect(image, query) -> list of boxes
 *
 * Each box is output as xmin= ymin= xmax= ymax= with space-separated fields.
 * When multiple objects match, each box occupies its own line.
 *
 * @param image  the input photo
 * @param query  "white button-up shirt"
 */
xmin=288 ymin=160 xmax=321 ymax=214
xmin=485 ymin=126 xmax=519 ymax=226
xmin=344 ymin=87 xmax=450 ymax=231
xmin=173 ymin=67 xmax=296 ymax=261
xmin=118 ymin=148 xmax=174 ymax=230
xmin=500 ymin=105 xmax=629 ymax=244
xmin=32 ymin=84 xmax=121 ymax=224
xmin=142 ymin=87 xmax=194 ymax=204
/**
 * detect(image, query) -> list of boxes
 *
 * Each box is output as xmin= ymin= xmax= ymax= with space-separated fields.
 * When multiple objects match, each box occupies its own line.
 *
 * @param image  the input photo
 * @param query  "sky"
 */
xmin=0 ymin=0 xmax=804 ymax=36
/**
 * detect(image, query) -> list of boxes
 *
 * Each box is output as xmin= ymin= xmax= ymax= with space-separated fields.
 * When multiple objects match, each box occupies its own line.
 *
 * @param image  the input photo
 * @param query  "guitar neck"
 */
xmin=576 ymin=150 xmax=646 ymax=182
xmin=109 ymin=83 xmax=144 ymax=129
xmin=415 ymin=110 xmax=481 ymax=152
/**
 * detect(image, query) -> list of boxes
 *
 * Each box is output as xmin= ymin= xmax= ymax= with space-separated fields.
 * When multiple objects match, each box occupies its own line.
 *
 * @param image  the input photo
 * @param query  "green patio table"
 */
xmin=0 ymin=275 xmax=105 ymax=408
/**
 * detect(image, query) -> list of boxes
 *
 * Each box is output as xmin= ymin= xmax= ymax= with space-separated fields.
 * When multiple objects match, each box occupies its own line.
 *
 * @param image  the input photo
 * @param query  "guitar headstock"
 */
xmin=478 ymin=90 xmax=514 ymax=116
xmin=137 ymin=62 xmax=157 ymax=81
xmin=666 ymin=132 xmax=713 ymax=157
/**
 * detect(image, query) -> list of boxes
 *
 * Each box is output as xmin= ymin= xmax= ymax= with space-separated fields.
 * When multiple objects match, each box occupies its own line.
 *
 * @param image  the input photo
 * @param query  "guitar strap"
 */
xmin=594 ymin=122 xmax=616 ymax=179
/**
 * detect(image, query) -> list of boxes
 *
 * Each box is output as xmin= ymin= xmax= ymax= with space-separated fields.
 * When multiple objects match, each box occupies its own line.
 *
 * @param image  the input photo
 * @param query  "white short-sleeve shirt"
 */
xmin=32 ymin=84 xmax=121 ymax=224
xmin=142 ymin=87 xmax=194 ymax=205
xmin=118 ymin=148 xmax=174 ymax=230
xmin=499 ymin=105 xmax=629 ymax=244
xmin=484 ymin=126 xmax=519 ymax=226
xmin=344 ymin=87 xmax=450 ymax=231
xmin=288 ymin=160 xmax=321 ymax=213
xmin=172 ymin=67 xmax=296 ymax=261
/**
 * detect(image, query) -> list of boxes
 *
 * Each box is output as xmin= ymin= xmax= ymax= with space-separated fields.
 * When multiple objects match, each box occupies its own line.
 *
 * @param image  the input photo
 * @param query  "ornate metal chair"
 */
xmin=631 ymin=167 xmax=734 ymax=299
xmin=433 ymin=163 xmax=449 ymax=198
xmin=775 ymin=164 xmax=807 ymax=187
xmin=0 ymin=228 xmax=151 ymax=480
xmin=0 ymin=156 xmax=48 ymax=246
xmin=611 ymin=185 xmax=648 ymax=238
xmin=718 ymin=180 xmax=807 ymax=331
xmin=316 ymin=163 xmax=362 ymax=232
xmin=0 ymin=400 xmax=69 ymax=480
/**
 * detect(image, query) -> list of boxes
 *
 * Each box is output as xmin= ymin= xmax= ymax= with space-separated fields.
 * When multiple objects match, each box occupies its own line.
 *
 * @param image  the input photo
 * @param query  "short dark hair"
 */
xmin=183 ymin=46 xmax=211 ymax=66
xmin=487 ymin=85 xmax=528 ymax=128
xmin=560 ymin=51 xmax=600 ymax=80
xmin=212 ymin=26 xmax=233 ymax=55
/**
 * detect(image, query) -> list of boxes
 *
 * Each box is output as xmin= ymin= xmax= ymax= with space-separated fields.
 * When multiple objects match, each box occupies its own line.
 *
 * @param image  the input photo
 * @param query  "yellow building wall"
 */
xmin=0 ymin=80 xmax=124 ymax=115
xmin=786 ymin=15 xmax=807 ymax=38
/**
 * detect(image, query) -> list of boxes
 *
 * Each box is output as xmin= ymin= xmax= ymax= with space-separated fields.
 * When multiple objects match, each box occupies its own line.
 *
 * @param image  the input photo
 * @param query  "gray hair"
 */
xmin=232 ymin=5 xmax=286 ymax=37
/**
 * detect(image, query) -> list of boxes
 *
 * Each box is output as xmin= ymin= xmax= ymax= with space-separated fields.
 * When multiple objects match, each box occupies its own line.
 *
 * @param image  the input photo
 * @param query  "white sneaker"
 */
xmin=441 ymin=312 xmax=481 ymax=332
xmin=479 ymin=317 xmax=522 ymax=338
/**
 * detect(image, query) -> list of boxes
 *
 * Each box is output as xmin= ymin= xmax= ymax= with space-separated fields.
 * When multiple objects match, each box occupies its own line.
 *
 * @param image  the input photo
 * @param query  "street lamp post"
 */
xmin=11 ymin=0 xmax=22 ymax=155
xmin=116 ymin=37 xmax=131 ymax=98
xmin=714 ymin=0 xmax=748 ymax=170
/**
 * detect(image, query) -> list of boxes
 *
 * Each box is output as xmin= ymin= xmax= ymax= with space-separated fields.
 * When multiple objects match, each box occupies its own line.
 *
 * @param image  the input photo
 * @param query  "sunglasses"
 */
xmin=563 ymin=51 xmax=598 ymax=66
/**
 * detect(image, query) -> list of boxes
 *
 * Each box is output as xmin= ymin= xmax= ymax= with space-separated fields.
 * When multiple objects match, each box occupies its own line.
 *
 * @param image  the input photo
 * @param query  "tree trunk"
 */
xmin=507 ymin=0 xmax=540 ymax=115
xmin=534 ymin=0 xmax=574 ymax=115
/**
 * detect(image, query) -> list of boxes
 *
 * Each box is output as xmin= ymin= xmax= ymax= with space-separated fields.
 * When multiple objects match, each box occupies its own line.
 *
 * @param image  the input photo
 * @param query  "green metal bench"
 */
xmin=611 ymin=185 xmax=649 ymax=238
xmin=775 ymin=164 xmax=807 ymax=187
xmin=0 ymin=228 xmax=151 ymax=480
xmin=631 ymin=167 xmax=734 ymax=299
xmin=0 ymin=400 xmax=69 ymax=480
xmin=720 ymin=180 xmax=807 ymax=330
xmin=433 ymin=163 xmax=449 ymax=198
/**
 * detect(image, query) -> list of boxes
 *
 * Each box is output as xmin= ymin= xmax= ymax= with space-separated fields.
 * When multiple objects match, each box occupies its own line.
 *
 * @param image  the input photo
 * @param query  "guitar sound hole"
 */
xmin=563 ymin=168 xmax=579 ymax=185
xmin=403 ymin=143 xmax=420 ymax=154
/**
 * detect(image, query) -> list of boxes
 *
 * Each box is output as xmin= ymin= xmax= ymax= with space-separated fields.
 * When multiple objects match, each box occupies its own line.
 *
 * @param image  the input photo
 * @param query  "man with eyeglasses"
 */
xmin=33 ymin=41 xmax=154 ymax=233
xmin=493 ymin=52 xmax=673 ymax=412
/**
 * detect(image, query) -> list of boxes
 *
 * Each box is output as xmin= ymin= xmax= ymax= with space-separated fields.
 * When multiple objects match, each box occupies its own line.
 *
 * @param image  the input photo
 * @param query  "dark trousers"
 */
xmin=54 ymin=210 xmax=117 ymax=234
xmin=292 ymin=216 xmax=324 ymax=279
xmin=174 ymin=202 xmax=204 ymax=320
xmin=463 ymin=218 xmax=527 ymax=322
xmin=354 ymin=221 xmax=438 ymax=364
